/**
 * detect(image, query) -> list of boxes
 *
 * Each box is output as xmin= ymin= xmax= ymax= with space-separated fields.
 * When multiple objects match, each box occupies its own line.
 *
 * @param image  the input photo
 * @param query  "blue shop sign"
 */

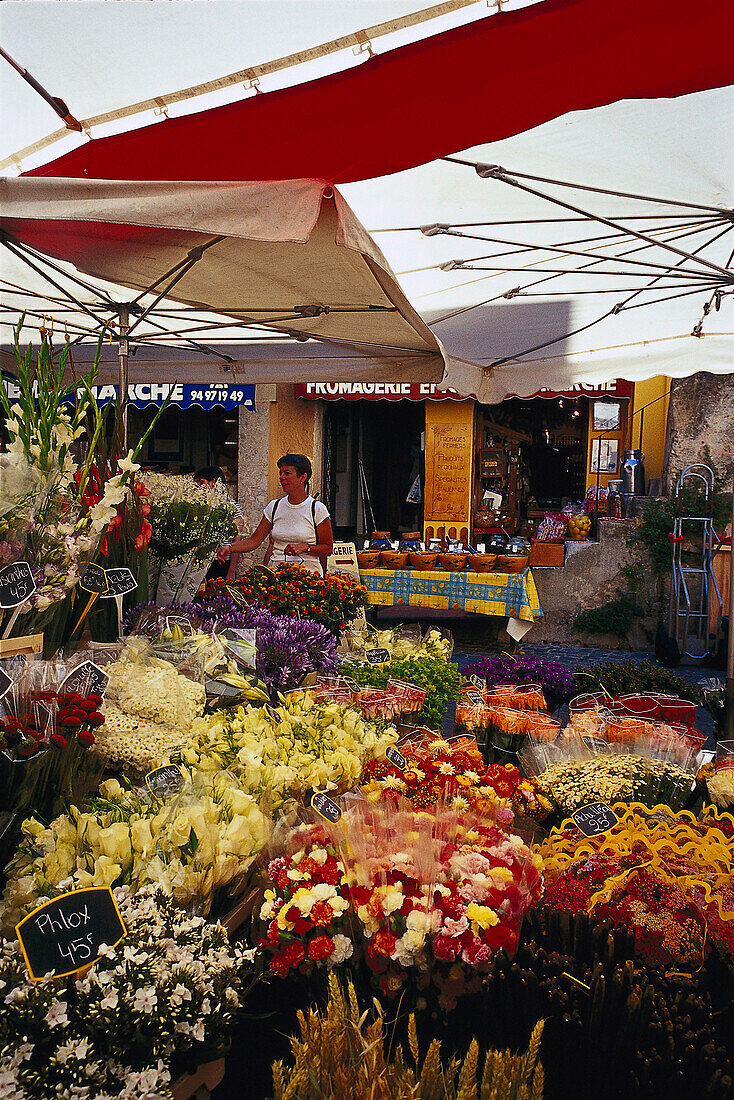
xmin=3 ymin=380 xmax=255 ymax=411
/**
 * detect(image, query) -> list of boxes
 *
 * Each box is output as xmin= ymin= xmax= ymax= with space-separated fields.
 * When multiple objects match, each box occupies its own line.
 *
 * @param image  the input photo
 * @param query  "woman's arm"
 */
xmin=283 ymin=517 xmax=334 ymax=559
xmin=218 ymin=515 xmax=272 ymax=561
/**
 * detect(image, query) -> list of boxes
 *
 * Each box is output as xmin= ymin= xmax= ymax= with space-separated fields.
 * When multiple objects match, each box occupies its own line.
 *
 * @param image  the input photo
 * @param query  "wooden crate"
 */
xmin=0 ymin=633 xmax=43 ymax=659
xmin=529 ymin=540 xmax=565 ymax=567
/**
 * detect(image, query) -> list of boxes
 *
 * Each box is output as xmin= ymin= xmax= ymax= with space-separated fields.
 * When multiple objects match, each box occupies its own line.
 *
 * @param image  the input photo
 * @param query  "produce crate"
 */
xmin=529 ymin=539 xmax=565 ymax=567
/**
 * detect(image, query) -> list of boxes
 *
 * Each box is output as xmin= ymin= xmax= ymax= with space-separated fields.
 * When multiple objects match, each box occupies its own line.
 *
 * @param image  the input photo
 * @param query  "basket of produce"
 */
xmin=438 ymin=551 xmax=466 ymax=571
xmin=706 ymin=740 xmax=734 ymax=811
xmin=495 ymin=536 xmax=531 ymax=574
xmin=469 ymin=553 xmax=497 ymax=573
xmin=408 ymin=551 xmax=439 ymax=571
xmin=357 ymin=550 xmax=382 ymax=569
xmin=380 ymin=549 xmax=409 ymax=569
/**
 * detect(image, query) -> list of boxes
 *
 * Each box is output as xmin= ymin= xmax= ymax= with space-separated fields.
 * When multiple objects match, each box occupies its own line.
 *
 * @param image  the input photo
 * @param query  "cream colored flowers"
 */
xmin=181 ymin=696 xmax=397 ymax=812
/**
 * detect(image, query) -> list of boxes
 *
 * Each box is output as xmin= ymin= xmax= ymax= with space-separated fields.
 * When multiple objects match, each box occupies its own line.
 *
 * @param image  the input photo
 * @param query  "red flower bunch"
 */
xmin=360 ymin=734 xmax=517 ymax=824
xmin=258 ymin=824 xmax=354 ymax=978
xmin=76 ymin=463 xmax=152 ymax=558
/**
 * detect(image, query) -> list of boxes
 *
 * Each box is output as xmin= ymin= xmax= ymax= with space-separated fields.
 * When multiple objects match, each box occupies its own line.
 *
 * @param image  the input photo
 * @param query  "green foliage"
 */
xmin=572 ymin=659 xmax=699 ymax=703
xmin=345 ymin=654 xmax=466 ymax=729
xmin=572 ymin=595 xmax=643 ymax=638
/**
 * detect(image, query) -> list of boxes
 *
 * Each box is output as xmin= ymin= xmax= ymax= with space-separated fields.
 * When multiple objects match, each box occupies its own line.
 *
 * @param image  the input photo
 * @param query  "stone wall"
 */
xmin=663 ymin=373 xmax=734 ymax=488
xmin=531 ymin=518 xmax=661 ymax=650
xmin=235 ymin=384 xmax=273 ymax=572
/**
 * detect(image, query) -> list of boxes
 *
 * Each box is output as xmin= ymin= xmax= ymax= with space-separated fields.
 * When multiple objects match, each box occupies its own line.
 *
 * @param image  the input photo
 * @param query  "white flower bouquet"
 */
xmin=0 ymin=886 xmax=256 ymax=1100
xmin=141 ymin=473 xmax=238 ymax=606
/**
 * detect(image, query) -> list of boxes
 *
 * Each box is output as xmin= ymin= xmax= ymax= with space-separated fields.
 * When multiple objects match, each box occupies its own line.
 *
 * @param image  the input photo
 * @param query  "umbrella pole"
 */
xmin=726 ymin=475 xmax=734 ymax=738
xmin=118 ymin=307 xmax=129 ymax=449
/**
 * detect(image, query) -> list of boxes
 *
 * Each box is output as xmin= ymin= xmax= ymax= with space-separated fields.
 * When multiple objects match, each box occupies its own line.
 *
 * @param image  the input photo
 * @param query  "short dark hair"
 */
xmin=195 ymin=465 xmax=225 ymax=483
xmin=277 ymin=453 xmax=312 ymax=481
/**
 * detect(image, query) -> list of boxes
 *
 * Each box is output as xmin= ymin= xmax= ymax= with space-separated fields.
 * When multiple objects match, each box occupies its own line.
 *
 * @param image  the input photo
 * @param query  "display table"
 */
xmin=359 ymin=567 xmax=543 ymax=622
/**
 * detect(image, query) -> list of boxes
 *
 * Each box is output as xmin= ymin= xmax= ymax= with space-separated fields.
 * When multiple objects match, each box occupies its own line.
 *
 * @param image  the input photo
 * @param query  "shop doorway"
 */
xmin=323 ymin=401 xmax=424 ymax=540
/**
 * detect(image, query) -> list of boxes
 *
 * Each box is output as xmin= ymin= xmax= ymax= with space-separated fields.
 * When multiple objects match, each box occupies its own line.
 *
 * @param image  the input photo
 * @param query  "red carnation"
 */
xmin=307 ymin=935 xmax=334 ymax=962
xmin=368 ymin=930 xmax=397 ymax=959
xmin=310 ymin=901 xmax=334 ymax=927
xmin=50 ymin=733 xmax=68 ymax=749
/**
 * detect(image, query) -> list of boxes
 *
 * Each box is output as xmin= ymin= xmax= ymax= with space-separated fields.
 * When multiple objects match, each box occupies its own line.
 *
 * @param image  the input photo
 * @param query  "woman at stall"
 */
xmin=217 ymin=453 xmax=333 ymax=576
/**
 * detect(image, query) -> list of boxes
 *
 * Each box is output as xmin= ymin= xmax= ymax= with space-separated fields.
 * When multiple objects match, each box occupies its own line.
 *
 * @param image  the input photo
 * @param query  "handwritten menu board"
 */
xmin=16 ymin=887 xmax=126 ymax=980
xmin=423 ymin=404 xmax=473 ymax=527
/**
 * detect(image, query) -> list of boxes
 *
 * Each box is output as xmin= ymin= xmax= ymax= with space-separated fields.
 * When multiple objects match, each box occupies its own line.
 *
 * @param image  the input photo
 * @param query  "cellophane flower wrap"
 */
xmin=0 ymin=886 xmax=256 ymax=1100
xmin=141 ymin=472 xmax=238 ymax=606
xmin=540 ymin=802 xmax=734 ymax=972
xmin=258 ymin=816 xmax=354 ymax=978
xmin=1 ymin=770 xmax=270 ymax=929
xmin=0 ymin=658 xmax=105 ymax=864
xmin=257 ymin=796 xmax=543 ymax=1009
xmin=179 ymin=696 xmax=398 ymax=814
xmin=0 ymin=330 xmax=149 ymax=651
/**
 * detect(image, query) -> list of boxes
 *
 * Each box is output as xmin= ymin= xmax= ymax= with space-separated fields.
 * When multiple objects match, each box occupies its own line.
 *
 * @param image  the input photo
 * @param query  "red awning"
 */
xmin=27 ymin=0 xmax=734 ymax=185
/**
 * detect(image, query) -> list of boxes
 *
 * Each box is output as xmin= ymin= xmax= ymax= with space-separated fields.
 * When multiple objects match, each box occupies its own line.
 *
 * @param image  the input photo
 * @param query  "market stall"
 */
xmin=359 ymin=564 xmax=542 ymax=624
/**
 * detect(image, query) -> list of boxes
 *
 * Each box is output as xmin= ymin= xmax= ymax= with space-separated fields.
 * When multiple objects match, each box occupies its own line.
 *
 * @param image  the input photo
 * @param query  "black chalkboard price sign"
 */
xmin=60 ymin=661 xmax=110 ymax=699
xmin=79 ymin=563 xmax=109 ymax=594
xmin=0 ymin=666 xmax=13 ymax=701
xmin=16 ymin=887 xmax=127 ymax=980
xmin=470 ymin=675 xmax=486 ymax=690
xmin=310 ymin=791 xmax=342 ymax=822
xmin=365 ymin=648 xmax=390 ymax=665
xmin=465 ymin=691 xmax=485 ymax=706
xmin=385 ymin=745 xmax=406 ymax=770
xmin=0 ymin=562 xmax=36 ymax=608
xmin=226 ymin=585 xmax=249 ymax=609
xmin=100 ymin=567 xmax=137 ymax=599
xmin=146 ymin=764 xmax=185 ymax=800
xmin=572 ymin=802 xmax=619 ymax=837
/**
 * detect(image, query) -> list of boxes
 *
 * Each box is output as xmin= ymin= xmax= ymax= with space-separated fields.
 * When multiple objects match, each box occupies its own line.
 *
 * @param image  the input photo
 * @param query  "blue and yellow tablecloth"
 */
xmin=359 ymin=568 xmax=543 ymax=622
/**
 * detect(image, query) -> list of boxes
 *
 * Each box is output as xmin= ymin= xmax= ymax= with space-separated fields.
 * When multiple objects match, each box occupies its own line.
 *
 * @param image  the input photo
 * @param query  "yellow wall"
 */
xmin=630 ymin=376 xmax=670 ymax=482
xmin=585 ymin=402 xmax=628 ymax=491
xmin=267 ymin=385 xmax=318 ymax=501
xmin=423 ymin=401 xmax=474 ymax=543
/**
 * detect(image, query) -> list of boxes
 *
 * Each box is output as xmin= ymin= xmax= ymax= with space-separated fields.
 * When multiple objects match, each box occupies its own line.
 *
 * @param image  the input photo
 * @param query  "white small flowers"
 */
xmin=132 ymin=986 xmax=158 ymax=1014
xmin=45 ymin=1000 xmax=69 ymax=1027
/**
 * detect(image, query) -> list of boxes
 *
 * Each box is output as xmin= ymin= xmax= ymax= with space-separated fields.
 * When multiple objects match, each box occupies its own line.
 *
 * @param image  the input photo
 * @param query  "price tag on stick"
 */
xmin=16 ymin=887 xmax=126 ymax=980
xmin=0 ymin=562 xmax=36 ymax=609
xmin=100 ymin=568 xmax=137 ymax=599
xmin=365 ymin=648 xmax=390 ymax=666
xmin=60 ymin=661 xmax=109 ymax=699
xmin=310 ymin=791 xmax=342 ymax=822
xmin=572 ymin=802 xmax=619 ymax=837
xmin=79 ymin=563 xmax=109 ymax=594
xmin=385 ymin=746 xmax=406 ymax=770
xmin=146 ymin=764 xmax=185 ymax=800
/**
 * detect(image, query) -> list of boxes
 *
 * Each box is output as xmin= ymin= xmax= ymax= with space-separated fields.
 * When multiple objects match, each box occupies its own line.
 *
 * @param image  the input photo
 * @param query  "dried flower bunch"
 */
xmin=271 ymin=972 xmax=545 ymax=1100
xmin=0 ymin=886 xmax=255 ymax=1100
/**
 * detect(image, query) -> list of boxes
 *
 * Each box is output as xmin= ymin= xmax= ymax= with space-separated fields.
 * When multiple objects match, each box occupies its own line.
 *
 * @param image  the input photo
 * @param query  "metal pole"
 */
xmin=726 ymin=475 xmax=734 ymax=738
xmin=118 ymin=307 xmax=129 ymax=449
